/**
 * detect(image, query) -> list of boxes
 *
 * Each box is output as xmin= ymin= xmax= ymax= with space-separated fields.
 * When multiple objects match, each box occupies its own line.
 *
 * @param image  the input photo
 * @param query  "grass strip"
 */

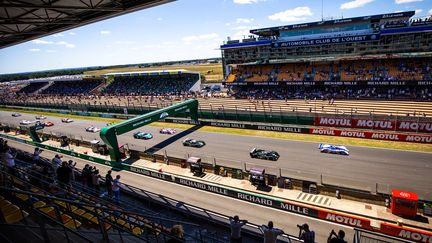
xmin=2 ymin=107 xmax=431 ymax=152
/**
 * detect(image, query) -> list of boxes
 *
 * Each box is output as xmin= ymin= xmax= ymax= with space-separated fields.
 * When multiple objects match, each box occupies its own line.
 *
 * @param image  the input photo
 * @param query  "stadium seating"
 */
xmin=41 ymin=80 xmax=103 ymax=95
xmin=103 ymin=74 xmax=197 ymax=96
xmin=227 ymin=57 xmax=432 ymax=83
xmin=17 ymin=82 xmax=49 ymax=94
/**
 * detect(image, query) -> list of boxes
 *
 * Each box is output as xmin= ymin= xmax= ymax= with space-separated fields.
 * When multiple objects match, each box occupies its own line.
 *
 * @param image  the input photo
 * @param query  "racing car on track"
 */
xmin=44 ymin=121 xmax=54 ymax=127
xmin=133 ymin=132 xmax=153 ymax=140
xmin=19 ymin=120 xmax=31 ymax=125
xmin=250 ymin=148 xmax=280 ymax=161
xmin=61 ymin=118 xmax=73 ymax=123
xmin=182 ymin=138 xmax=206 ymax=148
xmin=35 ymin=115 xmax=47 ymax=120
xmin=159 ymin=128 xmax=176 ymax=135
xmin=319 ymin=144 xmax=349 ymax=155
xmin=85 ymin=126 xmax=100 ymax=133
xmin=35 ymin=121 xmax=45 ymax=130
xmin=11 ymin=113 xmax=21 ymax=117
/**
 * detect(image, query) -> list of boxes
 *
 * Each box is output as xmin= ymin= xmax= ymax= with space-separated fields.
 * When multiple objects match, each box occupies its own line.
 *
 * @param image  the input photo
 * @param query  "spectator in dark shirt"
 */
xmin=260 ymin=221 xmax=284 ymax=243
xmin=56 ymin=161 xmax=72 ymax=188
xmin=327 ymin=230 xmax=347 ymax=243
xmin=229 ymin=215 xmax=248 ymax=242
xmin=298 ymin=223 xmax=315 ymax=243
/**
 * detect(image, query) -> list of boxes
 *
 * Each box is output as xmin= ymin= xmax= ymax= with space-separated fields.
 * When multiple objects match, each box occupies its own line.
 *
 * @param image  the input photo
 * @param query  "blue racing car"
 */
xmin=319 ymin=144 xmax=349 ymax=156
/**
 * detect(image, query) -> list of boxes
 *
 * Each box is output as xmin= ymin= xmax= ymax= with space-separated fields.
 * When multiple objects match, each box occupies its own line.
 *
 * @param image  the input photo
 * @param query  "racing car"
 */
xmin=44 ymin=121 xmax=54 ymax=127
xmin=19 ymin=120 xmax=31 ymax=125
xmin=182 ymin=138 xmax=206 ymax=148
xmin=319 ymin=144 xmax=349 ymax=155
xmin=85 ymin=126 xmax=100 ymax=133
xmin=133 ymin=132 xmax=153 ymax=140
xmin=61 ymin=118 xmax=73 ymax=123
xmin=35 ymin=115 xmax=47 ymax=120
xmin=11 ymin=113 xmax=21 ymax=117
xmin=35 ymin=121 xmax=45 ymax=130
xmin=250 ymin=148 xmax=280 ymax=161
xmin=160 ymin=128 xmax=176 ymax=135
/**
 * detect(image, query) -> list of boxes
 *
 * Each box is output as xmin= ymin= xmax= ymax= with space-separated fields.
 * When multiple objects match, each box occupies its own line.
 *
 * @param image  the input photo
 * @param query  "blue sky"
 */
xmin=0 ymin=0 xmax=431 ymax=74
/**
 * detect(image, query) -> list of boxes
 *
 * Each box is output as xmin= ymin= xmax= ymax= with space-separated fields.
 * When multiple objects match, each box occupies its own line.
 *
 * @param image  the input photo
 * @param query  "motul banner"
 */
xmin=315 ymin=117 xmax=432 ymax=133
xmin=379 ymin=222 xmax=432 ymax=243
xmin=318 ymin=210 xmax=372 ymax=229
xmin=309 ymin=128 xmax=432 ymax=143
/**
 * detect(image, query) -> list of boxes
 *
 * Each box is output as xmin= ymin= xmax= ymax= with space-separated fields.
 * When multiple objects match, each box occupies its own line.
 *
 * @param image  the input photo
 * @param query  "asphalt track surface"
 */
xmin=2 ymin=111 xmax=432 ymax=199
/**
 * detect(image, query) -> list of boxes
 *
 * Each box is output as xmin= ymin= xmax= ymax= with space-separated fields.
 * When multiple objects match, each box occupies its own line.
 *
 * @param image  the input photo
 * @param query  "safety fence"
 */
xmin=0 ymin=132 xmax=431 ymax=243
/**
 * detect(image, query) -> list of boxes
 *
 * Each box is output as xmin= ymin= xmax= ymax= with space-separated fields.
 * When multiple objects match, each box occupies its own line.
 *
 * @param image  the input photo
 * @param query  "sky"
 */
xmin=0 ymin=0 xmax=431 ymax=74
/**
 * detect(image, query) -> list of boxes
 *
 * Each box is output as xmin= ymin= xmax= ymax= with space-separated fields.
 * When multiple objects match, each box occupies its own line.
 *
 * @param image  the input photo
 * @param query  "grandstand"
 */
xmin=221 ymin=11 xmax=432 ymax=100
xmin=103 ymin=70 xmax=201 ymax=95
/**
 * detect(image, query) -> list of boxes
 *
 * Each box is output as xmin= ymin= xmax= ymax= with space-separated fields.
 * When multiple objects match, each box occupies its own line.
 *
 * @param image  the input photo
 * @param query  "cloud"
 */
xmin=32 ymin=39 xmax=53 ymax=45
xmin=429 ymin=8 xmax=432 ymax=15
xmin=236 ymin=18 xmax=254 ymax=24
xmin=55 ymin=41 xmax=75 ymax=48
xmin=395 ymin=0 xmax=423 ymax=4
xmin=114 ymin=41 xmax=136 ymax=45
xmin=268 ymin=7 xmax=313 ymax=22
xmin=46 ymin=50 xmax=56 ymax=53
xmin=52 ymin=33 xmax=64 ymax=37
xmin=231 ymin=30 xmax=252 ymax=39
xmin=29 ymin=48 xmax=40 ymax=52
xmin=233 ymin=0 xmax=258 ymax=4
xmin=340 ymin=0 xmax=374 ymax=9
xmin=182 ymin=33 xmax=219 ymax=43
xmin=415 ymin=9 xmax=423 ymax=14
xmin=69 ymin=32 xmax=76 ymax=35
xmin=157 ymin=17 xmax=163 ymax=21
xmin=100 ymin=30 xmax=111 ymax=35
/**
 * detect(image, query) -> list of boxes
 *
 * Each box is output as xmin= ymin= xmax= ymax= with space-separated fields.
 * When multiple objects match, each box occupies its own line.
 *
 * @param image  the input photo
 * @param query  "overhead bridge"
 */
xmin=100 ymin=99 xmax=199 ymax=163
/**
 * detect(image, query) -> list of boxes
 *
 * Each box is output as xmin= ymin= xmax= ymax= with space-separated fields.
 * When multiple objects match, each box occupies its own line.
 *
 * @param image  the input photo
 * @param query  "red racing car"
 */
xmin=44 ymin=121 xmax=54 ymax=127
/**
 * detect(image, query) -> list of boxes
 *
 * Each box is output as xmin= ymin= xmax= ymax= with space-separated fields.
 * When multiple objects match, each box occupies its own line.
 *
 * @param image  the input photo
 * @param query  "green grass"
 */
xmin=3 ymin=107 xmax=432 ymax=152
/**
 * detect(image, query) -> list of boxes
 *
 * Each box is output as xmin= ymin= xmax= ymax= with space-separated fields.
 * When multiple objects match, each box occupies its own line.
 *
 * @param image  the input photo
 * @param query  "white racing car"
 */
xmin=19 ymin=120 xmax=32 ymax=125
xmin=61 ymin=118 xmax=74 ymax=123
xmin=159 ymin=128 xmax=176 ymax=135
xmin=85 ymin=126 xmax=101 ymax=133
xmin=35 ymin=115 xmax=47 ymax=120
xmin=319 ymin=144 xmax=350 ymax=156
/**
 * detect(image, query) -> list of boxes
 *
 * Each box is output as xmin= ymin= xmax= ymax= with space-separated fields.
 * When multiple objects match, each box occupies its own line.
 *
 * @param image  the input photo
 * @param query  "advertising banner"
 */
xmin=315 ymin=117 xmax=432 ymax=133
xmin=272 ymin=34 xmax=380 ymax=48
xmin=310 ymin=128 xmax=432 ymax=143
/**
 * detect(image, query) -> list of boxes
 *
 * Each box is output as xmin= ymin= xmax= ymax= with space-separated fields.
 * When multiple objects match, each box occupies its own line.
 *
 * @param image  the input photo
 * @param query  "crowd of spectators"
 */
xmin=228 ymin=58 xmax=432 ymax=83
xmin=233 ymin=86 xmax=432 ymax=100
xmin=40 ymin=80 xmax=103 ymax=95
xmin=103 ymin=74 xmax=198 ymax=96
xmin=16 ymin=82 xmax=49 ymax=94
xmin=382 ymin=15 xmax=432 ymax=29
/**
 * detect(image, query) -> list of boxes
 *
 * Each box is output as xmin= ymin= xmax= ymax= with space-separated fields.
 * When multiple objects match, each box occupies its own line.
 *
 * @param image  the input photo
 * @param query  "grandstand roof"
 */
xmin=250 ymin=11 xmax=415 ymax=36
xmin=0 ymin=0 xmax=175 ymax=49
xmin=103 ymin=70 xmax=199 ymax=77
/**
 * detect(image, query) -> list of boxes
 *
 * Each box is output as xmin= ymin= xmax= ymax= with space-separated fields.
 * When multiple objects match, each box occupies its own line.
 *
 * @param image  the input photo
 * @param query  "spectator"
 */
xmin=112 ymin=175 xmax=121 ymax=204
xmin=105 ymin=170 xmax=113 ymax=198
xmin=67 ymin=160 xmax=76 ymax=181
xmin=298 ymin=223 xmax=315 ymax=243
xmin=81 ymin=164 xmax=90 ymax=186
xmin=56 ymin=161 xmax=72 ymax=188
xmin=167 ymin=224 xmax=184 ymax=243
xmin=4 ymin=148 xmax=17 ymax=176
xmin=92 ymin=169 xmax=101 ymax=195
xmin=327 ymin=230 xmax=347 ymax=243
xmin=33 ymin=148 xmax=43 ymax=164
xmin=260 ymin=221 xmax=284 ymax=243
xmin=229 ymin=215 xmax=248 ymax=242
xmin=52 ymin=154 xmax=62 ymax=170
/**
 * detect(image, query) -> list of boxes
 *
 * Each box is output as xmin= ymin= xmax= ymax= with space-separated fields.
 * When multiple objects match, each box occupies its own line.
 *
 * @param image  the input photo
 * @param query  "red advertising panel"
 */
xmin=314 ymin=117 xmax=432 ymax=133
xmin=380 ymin=222 xmax=432 ymax=243
xmin=318 ymin=210 xmax=372 ymax=229
xmin=309 ymin=128 xmax=432 ymax=143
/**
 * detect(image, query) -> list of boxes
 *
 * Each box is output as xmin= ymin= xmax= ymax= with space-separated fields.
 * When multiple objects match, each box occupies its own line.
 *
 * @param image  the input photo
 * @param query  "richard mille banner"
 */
xmin=272 ymin=34 xmax=380 ymax=48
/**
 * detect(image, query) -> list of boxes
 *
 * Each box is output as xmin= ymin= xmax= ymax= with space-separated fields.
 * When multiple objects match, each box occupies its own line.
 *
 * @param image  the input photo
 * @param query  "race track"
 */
xmin=2 ymin=111 xmax=432 ymax=199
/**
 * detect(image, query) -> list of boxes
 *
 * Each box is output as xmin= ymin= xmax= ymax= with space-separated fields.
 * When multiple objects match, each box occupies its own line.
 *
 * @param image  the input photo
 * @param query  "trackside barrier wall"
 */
xmin=1 ymin=133 xmax=431 ymax=242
